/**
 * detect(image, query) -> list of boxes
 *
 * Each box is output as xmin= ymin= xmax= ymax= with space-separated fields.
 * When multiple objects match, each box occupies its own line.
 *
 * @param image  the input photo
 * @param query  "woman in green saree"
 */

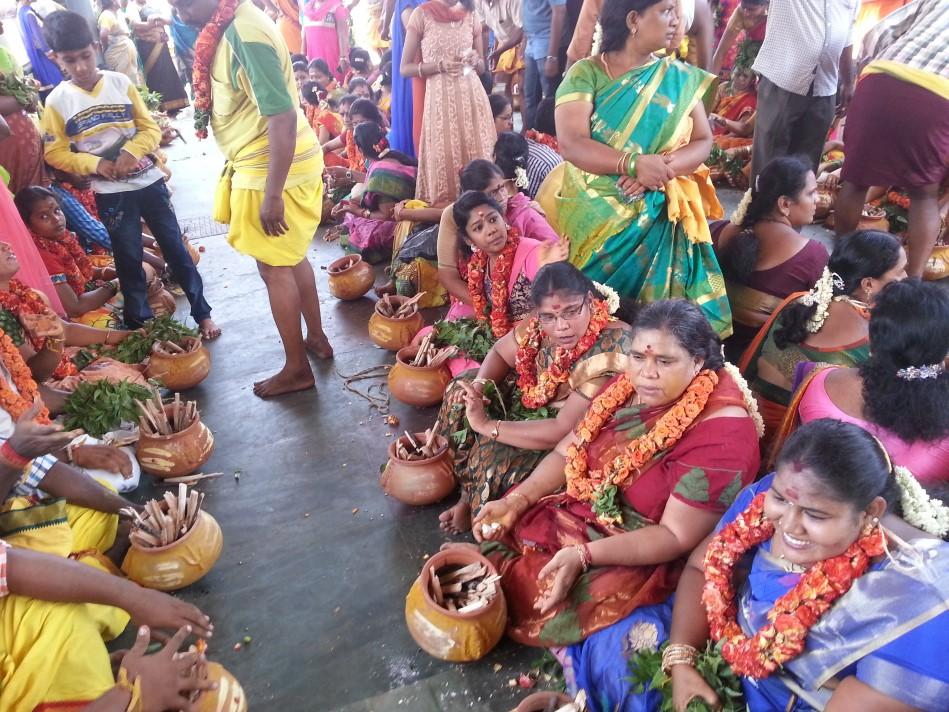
xmin=542 ymin=0 xmax=732 ymax=338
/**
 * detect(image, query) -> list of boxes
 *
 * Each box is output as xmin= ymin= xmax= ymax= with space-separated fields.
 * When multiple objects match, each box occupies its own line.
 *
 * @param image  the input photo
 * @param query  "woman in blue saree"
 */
xmin=568 ymin=419 xmax=949 ymax=712
xmin=543 ymin=0 xmax=731 ymax=338
xmin=386 ymin=0 xmax=423 ymax=156
xmin=16 ymin=0 xmax=63 ymax=93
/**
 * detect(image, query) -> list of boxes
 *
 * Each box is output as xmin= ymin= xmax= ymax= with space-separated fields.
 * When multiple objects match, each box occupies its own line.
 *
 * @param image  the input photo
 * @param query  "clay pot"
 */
xmin=814 ymin=188 xmax=835 ymax=220
xmin=858 ymin=205 xmax=890 ymax=232
xmin=515 ymin=692 xmax=575 ymax=712
xmin=194 ymin=663 xmax=247 ymax=712
xmin=405 ymin=548 xmax=507 ymax=662
xmin=148 ymin=288 xmax=177 ymax=317
xmin=388 ymin=346 xmax=451 ymax=407
xmin=924 ymin=244 xmax=949 ymax=282
xmin=121 ymin=510 xmax=223 ymax=591
xmin=136 ymin=405 xmax=214 ymax=478
xmin=381 ymin=432 xmax=455 ymax=505
xmin=368 ymin=297 xmax=425 ymax=350
xmin=327 ymin=254 xmax=374 ymax=300
xmin=145 ymin=336 xmax=211 ymax=391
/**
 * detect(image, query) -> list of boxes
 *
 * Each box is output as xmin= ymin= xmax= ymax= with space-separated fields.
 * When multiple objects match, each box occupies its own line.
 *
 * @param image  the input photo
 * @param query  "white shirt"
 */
xmin=476 ymin=0 xmax=522 ymax=46
xmin=753 ymin=0 xmax=860 ymax=97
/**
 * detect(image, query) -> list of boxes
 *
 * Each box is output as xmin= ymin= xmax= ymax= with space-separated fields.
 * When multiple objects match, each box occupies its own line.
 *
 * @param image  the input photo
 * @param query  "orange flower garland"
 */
xmin=526 ymin=129 xmax=559 ymax=153
xmin=0 ymin=279 xmax=51 ymax=351
xmin=30 ymin=230 xmax=94 ymax=297
xmin=565 ymin=370 xmax=718 ymax=524
xmin=515 ymin=299 xmax=612 ymax=408
xmin=192 ymin=0 xmax=241 ymax=139
xmin=466 ymin=227 xmax=520 ymax=339
xmin=0 ymin=330 xmax=50 ymax=424
xmin=702 ymin=493 xmax=885 ymax=678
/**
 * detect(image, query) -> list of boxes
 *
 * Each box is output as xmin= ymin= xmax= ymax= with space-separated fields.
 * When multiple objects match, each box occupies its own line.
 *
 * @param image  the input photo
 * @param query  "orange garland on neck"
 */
xmin=0 ymin=330 xmax=50 ymax=424
xmin=565 ymin=370 xmax=718 ymax=524
xmin=192 ymin=0 xmax=241 ymax=139
xmin=30 ymin=230 xmax=94 ymax=297
xmin=515 ymin=299 xmax=612 ymax=408
xmin=702 ymin=493 xmax=886 ymax=678
xmin=466 ymin=227 xmax=520 ymax=339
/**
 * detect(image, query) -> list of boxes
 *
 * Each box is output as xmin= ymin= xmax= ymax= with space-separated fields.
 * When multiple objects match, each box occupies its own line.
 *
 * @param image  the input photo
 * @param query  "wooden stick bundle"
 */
xmin=122 ymin=483 xmax=205 ymax=548
xmin=152 ymin=336 xmax=200 ymax=357
xmin=394 ymin=427 xmax=443 ymax=461
xmin=138 ymin=392 xmax=198 ymax=436
xmin=410 ymin=333 xmax=457 ymax=368
xmin=327 ymin=255 xmax=360 ymax=274
xmin=375 ymin=292 xmax=426 ymax=318
xmin=428 ymin=562 xmax=500 ymax=613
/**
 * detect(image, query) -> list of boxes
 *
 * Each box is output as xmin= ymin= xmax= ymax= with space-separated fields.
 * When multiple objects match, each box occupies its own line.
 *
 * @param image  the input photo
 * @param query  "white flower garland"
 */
xmin=591 ymin=21 xmax=603 ymax=56
xmin=593 ymin=281 xmax=620 ymax=315
xmin=722 ymin=361 xmax=765 ymax=438
xmin=729 ymin=188 xmax=753 ymax=225
xmin=513 ymin=166 xmax=530 ymax=190
xmin=797 ymin=267 xmax=838 ymax=333
xmin=894 ymin=466 xmax=949 ymax=538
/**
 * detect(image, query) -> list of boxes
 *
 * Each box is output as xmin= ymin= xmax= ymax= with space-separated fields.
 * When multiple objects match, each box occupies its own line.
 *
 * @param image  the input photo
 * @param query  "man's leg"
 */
xmin=833 ymin=180 xmax=869 ymax=237
xmin=750 ymin=76 xmax=794 ymax=182
xmin=138 ymin=179 xmax=219 ymax=338
xmin=904 ymin=183 xmax=941 ymax=278
xmin=291 ymin=258 xmax=333 ymax=359
xmin=522 ymin=53 xmax=542 ymax=132
xmin=94 ymin=190 xmax=151 ymax=328
xmin=254 ymin=261 xmax=315 ymax=398
xmin=788 ymin=94 xmax=835 ymax=177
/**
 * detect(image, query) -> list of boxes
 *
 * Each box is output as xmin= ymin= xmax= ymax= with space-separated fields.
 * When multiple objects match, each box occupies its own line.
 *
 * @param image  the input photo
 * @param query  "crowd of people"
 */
xmin=0 ymin=0 xmax=944 ymax=708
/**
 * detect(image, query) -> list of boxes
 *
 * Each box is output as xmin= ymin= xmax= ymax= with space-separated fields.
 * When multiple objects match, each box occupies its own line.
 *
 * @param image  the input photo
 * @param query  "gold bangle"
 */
xmin=115 ymin=667 xmax=143 ymax=712
xmin=505 ymin=490 xmax=530 ymax=510
xmin=661 ymin=643 xmax=699 ymax=673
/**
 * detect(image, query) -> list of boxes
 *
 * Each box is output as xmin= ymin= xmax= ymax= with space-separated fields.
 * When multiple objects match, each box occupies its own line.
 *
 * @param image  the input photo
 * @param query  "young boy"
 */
xmin=40 ymin=11 xmax=219 ymax=337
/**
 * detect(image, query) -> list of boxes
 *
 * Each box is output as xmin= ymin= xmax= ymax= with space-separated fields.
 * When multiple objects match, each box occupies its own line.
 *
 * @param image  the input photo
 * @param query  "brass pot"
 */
xmin=381 ymin=432 xmax=455 ymax=505
xmin=388 ymin=346 xmax=451 ymax=407
xmin=136 ymin=405 xmax=214 ymax=478
xmin=405 ymin=548 xmax=507 ymax=662
xmin=368 ymin=297 xmax=425 ymax=351
xmin=121 ymin=510 xmax=223 ymax=591
xmin=145 ymin=337 xmax=211 ymax=391
xmin=327 ymin=254 xmax=374 ymax=300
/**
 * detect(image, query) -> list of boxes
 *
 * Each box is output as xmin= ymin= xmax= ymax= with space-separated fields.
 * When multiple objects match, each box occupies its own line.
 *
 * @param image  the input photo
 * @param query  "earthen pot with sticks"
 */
xmin=381 ymin=430 xmax=455 ymax=505
xmin=145 ymin=336 xmax=211 ymax=391
xmin=368 ymin=294 xmax=426 ymax=350
xmin=193 ymin=663 xmax=247 ymax=712
xmin=387 ymin=338 xmax=454 ymax=407
xmin=405 ymin=548 xmax=507 ymax=662
xmin=327 ymin=254 xmax=374 ymax=300
xmin=136 ymin=394 xmax=214 ymax=478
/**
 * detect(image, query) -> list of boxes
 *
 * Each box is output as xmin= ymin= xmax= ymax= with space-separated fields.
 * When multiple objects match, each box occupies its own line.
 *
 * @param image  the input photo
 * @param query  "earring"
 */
xmin=864 ymin=286 xmax=872 ymax=302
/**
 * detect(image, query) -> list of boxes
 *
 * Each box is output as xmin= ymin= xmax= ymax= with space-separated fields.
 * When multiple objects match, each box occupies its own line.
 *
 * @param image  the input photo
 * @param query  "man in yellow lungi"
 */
xmin=174 ymin=0 xmax=334 ymax=398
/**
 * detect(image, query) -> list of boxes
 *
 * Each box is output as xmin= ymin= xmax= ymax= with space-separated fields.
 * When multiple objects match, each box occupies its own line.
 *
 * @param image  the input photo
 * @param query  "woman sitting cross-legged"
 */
xmin=740 ymin=229 xmax=907 ymax=443
xmin=568 ymin=419 xmax=949 ymax=712
xmin=712 ymin=156 xmax=828 ymax=362
xmin=460 ymin=299 xmax=762 ymax=647
xmin=774 ymin=279 xmax=949 ymax=484
xmin=436 ymin=262 xmax=634 ymax=533
xmin=331 ymin=121 xmax=417 ymax=263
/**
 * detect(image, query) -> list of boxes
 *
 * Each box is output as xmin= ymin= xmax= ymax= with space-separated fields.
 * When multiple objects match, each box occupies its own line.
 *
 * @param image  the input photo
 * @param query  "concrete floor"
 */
xmin=131 ymin=118 xmax=837 ymax=711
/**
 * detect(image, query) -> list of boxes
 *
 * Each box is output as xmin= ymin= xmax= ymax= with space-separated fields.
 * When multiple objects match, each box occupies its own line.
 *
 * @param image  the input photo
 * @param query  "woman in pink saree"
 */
xmin=303 ymin=0 xmax=350 ymax=81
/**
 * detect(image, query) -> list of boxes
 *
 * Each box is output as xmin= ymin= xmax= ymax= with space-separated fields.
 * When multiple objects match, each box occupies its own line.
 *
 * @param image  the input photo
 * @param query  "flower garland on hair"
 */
xmin=894 ymin=466 xmax=949 ymax=537
xmin=722 ymin=362 xmax=764 ymax=438
xmin=525 ymin=129 xmax=559 ymax=153
xmin=515 ymin=298 xmax=612 ymax=408
xmin=0 ymin=330 xmax=50 ymax=423
xmin=192 ymin=0 xmax=241 ymax=139
xmin=565 ymin=369 xmax=718 ymax=524
xmin=796 ymin=267 xmax=842 ymax=333
xmin=729 ymin=188 xmax=753 ymax=225
xmin=513 ymin=166 xmax=530 ymax=191
xmin=591 ymin=281 xmax=620 ymax=315
xmin=30 ymin=230 xmax=95 ymax=297
xmin=466 ymin=227 xmax=520 ymax=338
xmin=702 ymin=493 xmax=885 ymax=678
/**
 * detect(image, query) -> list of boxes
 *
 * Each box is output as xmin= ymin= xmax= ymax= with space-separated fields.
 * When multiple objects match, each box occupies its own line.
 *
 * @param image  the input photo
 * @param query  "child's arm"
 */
xmin=41 ymin=105 xmax=103 ymax=178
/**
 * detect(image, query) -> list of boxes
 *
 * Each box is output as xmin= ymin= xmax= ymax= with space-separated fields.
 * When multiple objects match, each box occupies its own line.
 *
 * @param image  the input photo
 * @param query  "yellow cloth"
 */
xmin=0 ymin=594 xmax=117 ymax=711
xmin=862 ymin=59 xmax=949 ymax=101
xmin=494 ymin=46 xmax=525 ymax=73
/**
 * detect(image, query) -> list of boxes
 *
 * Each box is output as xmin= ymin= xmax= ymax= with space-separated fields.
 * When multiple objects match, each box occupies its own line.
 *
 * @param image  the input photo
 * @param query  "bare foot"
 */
xmin=253 ymin=365 xmax=315 ymax=398
xmin=305 ymin=332 xmax=334 ymax=359
xmin=199 ymin=318 xmax=221 ymax=340
xmin=373 ymin=281 xmax=396 ymax=298
xmin=438 ymin=499 xmax=472 ymax=534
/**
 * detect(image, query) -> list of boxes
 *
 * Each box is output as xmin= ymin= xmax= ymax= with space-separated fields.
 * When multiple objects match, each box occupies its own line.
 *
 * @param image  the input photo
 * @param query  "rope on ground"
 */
xmin=336 ymin=364 xmax=391 ymax=415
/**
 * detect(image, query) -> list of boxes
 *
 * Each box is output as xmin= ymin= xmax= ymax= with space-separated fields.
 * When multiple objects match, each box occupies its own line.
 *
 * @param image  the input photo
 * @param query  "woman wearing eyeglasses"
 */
xmin=434 ymin=259 xmax=634 ymax=534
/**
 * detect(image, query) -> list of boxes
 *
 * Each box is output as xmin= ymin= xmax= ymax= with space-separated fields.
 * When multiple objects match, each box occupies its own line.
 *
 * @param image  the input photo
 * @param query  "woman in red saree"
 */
xmin=709 ymin=65 xmax=757 ymax=152
xmin=465 ymin=299 xmax=762 ymax=646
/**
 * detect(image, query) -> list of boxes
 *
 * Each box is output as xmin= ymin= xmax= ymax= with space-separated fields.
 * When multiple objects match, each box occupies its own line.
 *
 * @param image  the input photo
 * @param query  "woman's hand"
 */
xmin=7 ymin=400 xmax=82 ymax=461
xmin=818 ymin=168 xmax=841 ymax=191
xmin=471 ymin=496 xmax=523 ymax=542
xmin=393 ymin=200 xmax=410 ymax=221
xmin=617 ymin=175 xmax=645 ymax=198
xmin=70 ymin=444 xmax=132 ymax=478
xmin=440 ymin=60 xmax=465 ymax=76
xmin=125 ymin=589 xmax=213 ymax=640
xmin=458 ymin=381 xmax=491 ymax=434
xmin=538 ymin=235 xmax=570 ymax=266
xmin=119 ymin=626 xmax=215 ymax=712
xmin=634 ymin=154 xmax=676 ymax=190
xmin=671 ymin=665 xmax=719 ymax=712
xmin=534 ymin=546 xmax=583 ymax=615
xmin=331 ymin=199 xmax=356 ymax=218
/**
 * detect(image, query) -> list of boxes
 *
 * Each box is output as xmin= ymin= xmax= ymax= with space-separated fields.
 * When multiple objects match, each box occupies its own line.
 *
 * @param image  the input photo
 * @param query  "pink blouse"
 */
xmin=798 ymin=368 xmax=949 ymax=483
